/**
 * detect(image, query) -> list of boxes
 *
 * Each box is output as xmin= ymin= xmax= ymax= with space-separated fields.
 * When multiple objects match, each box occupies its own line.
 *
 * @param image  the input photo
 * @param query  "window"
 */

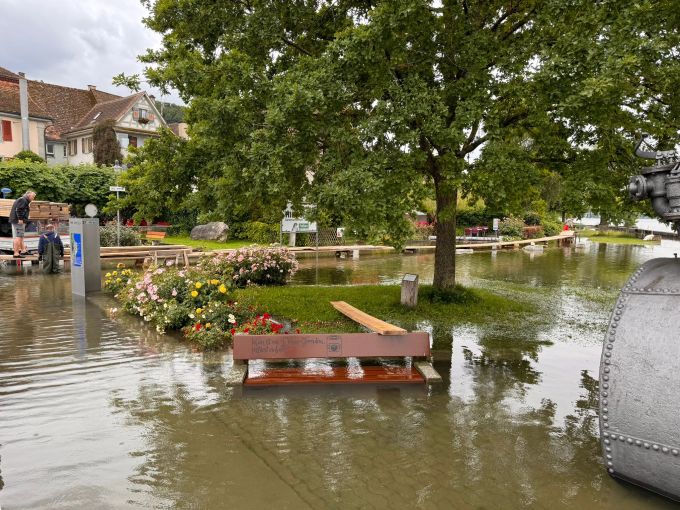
xmin=68 ymin=139 xmax=78 ymax=156
xmin=63 ymin=144 xmax=67 ymax=157
xmin=81 ymin=136 xmax=93 ymax=154
xmin=46 ymin=143 xmax=54 ymax=157
xmin=133 ymin=108 xmax=153 ymax=124
xmin=128 ymin=135 xmax=137 ymax=148
xmin=1 ymin=120 xmax=12 ymax=142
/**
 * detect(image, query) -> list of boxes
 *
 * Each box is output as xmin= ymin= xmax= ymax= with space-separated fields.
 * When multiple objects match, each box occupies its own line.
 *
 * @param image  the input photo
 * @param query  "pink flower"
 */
xmin=171 ymin=288 xmax=178 ymax=296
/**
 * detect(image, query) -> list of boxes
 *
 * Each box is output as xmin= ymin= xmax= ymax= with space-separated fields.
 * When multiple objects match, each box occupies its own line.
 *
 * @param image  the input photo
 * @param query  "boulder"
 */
xmin=190 ymin=222 xmax=229 ymax=242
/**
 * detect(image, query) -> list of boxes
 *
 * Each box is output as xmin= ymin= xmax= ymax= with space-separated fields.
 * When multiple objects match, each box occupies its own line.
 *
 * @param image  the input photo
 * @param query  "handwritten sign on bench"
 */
xmin=233 ymin=332 xmax=430 ymax=361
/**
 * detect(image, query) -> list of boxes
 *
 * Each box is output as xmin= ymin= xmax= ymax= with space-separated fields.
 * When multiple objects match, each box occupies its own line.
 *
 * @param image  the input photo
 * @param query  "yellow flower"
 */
xmin=218 ymin=285 xmax=227 ymax=294
xmin=211 ymin=279 xmax=220 ymax=285
xmin=112 ymin=271 xmax=118 ymax=276
xmin=105 ymin=272 xmax=112 ymax=278
xmin=195 ymin=282 xmax=202 ymax=289
xmin=191 ymin=290 xmax=198 ymax=298
xmin=116 ymin=278 xmax=122 ymax=283
xmin=105 ymin=279 xmax=111 ymax=285
xmin=117 ymin=263 xmax=125 ymax=269
xmin=196 ymin=307 xmax=203 ymax=314
xmin=206 ymin=322 xmax=212 ymax=329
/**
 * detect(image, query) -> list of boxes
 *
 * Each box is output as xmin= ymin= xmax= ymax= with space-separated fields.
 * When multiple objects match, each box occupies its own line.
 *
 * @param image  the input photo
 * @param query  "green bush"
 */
xmin=100 ymin=224 xmax=142 ymax=247
xmin=499 ymin=215 xmax=525 ymax=237
xmin=14 ymin=150 xmax=44 ymax=163
xmin=242 ymin=221 xmax=279 ymax=244
xmin=541 ymin=219 xmax=563 ymax=236
xmin=523 ymin=212 xmax=542 ymax=226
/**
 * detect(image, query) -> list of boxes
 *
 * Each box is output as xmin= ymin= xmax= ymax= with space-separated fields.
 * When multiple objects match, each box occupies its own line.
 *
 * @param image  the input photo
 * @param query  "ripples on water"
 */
xmin=1 ymin=242 xmax=679 ymax=509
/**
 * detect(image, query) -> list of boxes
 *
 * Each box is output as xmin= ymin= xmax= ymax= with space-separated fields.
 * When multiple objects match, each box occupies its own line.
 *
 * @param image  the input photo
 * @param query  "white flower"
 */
xmin=228 ymin=314 xmax=236 ymax=324
xmin=189 ymin=313 xmax=195 ymax=319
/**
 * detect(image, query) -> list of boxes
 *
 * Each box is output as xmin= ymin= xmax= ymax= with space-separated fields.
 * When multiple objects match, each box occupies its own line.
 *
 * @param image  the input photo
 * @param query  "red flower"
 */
xmin=295 ymin=328 xmax=301 ymax=334
xmin=263 ymin=313 xmax=271 ymax=320
xmin=194 ymin=323 xmax=202 ymax=331
xmin=244 ymin=328 xmax=250 ymax=334
xmin=230 ymin=328 xmax=236 ymax=335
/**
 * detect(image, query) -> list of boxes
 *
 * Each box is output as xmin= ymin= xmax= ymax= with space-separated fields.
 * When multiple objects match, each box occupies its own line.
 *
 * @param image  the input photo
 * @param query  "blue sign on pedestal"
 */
xmin=72 ymin=233 xmax=82 ymax=267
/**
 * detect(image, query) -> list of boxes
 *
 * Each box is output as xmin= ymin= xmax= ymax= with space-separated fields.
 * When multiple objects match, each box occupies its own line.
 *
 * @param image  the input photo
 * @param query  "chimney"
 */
xmin=149 ymin=94 xmax=155 ymax=101
xmin=88 ymin=85 xmax=97 ymax=91
xmin=18 ymin=72 xmax=30 ymax=151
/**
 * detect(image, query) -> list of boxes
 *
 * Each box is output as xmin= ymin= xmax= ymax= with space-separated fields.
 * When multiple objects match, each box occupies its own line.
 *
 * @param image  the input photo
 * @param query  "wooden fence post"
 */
xmin=401 ymin=274 xmax=419 ymax=308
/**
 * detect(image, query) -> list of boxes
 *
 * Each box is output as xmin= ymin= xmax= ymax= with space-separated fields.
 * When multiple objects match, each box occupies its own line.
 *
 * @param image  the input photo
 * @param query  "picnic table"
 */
xmin=464 ymin=226 xmax=489 ymax=237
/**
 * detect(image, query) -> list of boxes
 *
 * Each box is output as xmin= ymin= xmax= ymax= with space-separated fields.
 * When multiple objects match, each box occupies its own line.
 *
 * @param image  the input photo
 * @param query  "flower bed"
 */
xmin=104 ymin=248 xmax=299 ymax=350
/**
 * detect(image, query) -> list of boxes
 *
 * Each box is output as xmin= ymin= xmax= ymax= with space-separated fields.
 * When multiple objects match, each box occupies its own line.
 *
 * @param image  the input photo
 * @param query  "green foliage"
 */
xmin=13 ymin=150 xmax=44 ymax=163
xmin=0 ymin=160 xmax=115 ymax=216
xmin=234 ymin=221 xmax=279 ymax=244
xmin=421 ymin=285 xmax=481 ymax=305
xmin=499 ymin=216 xmax=525 ymax=237
xmin=155 ymin=100 xmax=185 ymax=123
xmin=198 ymin=247 xmax=299 ymax=287
xmin=523 ymin=212 xmax=542 ymax=226
xmin=99 ymin=224 xmax=142 ymax=247
xmin=128 ymin=0 xmax=680 ymax=289
xmin=93 ymin=120 xmax=122 ymax=166
xmin=541 ymin=219 xmax=563 ymax=237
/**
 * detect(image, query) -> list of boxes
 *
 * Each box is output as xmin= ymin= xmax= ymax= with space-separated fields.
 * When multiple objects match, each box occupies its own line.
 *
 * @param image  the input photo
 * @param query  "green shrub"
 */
xmin=541 ymin=219 xmax=563 ymax=236
xmin=14 ymin=150 xmax=44 ymax=163
xmin=499 ymin=215 xmax=525 ymax=237
xmin=523 ymin=212 xmax=542 ymax=226
xmin=100 ymin=224 xmax=142 ymax=247
xmin=243 ymin=221 xmax=279 ymax=244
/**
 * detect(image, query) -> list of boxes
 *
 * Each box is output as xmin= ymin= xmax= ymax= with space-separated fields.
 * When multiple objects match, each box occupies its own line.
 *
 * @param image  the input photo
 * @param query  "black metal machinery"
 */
xmin=600 ymin=135 xmax=680 ymax=500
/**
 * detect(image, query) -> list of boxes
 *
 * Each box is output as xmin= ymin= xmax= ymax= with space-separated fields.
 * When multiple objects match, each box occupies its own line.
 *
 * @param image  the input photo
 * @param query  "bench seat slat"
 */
xmin=330 ymin=301 xmax=407 ymax=335
xmin=244 ymin=366 xmax=425 ymax=386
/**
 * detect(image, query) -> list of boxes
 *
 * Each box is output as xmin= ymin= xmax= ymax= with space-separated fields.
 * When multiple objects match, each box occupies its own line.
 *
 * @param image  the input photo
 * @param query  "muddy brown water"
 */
xmin=1 ymin=240 xmax=679 ymax=508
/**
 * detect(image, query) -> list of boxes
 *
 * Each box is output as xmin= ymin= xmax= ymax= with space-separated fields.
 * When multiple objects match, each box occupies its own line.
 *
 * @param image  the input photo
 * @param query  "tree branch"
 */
xmin=280 ymin=37 xmax=313 ymax=57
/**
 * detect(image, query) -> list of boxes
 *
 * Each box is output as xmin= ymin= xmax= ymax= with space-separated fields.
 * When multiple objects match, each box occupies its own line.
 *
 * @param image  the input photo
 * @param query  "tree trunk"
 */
xmin=433 ymin=178 xmax=457 ymax=290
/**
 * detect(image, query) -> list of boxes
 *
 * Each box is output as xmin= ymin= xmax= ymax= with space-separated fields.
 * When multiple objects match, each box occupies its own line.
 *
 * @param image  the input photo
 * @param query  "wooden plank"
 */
xmin=414 ymin=361 xmax=443 ymax=383
xmin=244 ymin=366 xmax=425 ymax=386
xmin=330 ymin=301 xmax=407 ymax=335
xmin=233 ymin=332 xmax=430 ymax=360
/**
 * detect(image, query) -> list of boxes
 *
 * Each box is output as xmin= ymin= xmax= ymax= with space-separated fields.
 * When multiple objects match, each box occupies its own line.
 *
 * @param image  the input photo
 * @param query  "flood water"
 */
xmin=1 ymin=240 xmax=680 ymax=509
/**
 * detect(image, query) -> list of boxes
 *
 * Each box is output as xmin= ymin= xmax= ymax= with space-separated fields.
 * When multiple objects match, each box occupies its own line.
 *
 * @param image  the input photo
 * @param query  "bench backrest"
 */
xmin=146 ymin=231 xmax=166 ymax=239
xmin=233 ymin=332 xmax=430 ymax=361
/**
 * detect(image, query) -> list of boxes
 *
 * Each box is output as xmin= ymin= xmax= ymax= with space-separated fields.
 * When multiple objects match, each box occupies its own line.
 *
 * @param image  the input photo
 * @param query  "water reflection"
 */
xmin=1 ymin=243 xmax=679 ymax=508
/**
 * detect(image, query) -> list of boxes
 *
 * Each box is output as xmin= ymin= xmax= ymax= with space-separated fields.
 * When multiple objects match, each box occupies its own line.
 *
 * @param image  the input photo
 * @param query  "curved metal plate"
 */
xmin=600 ymin=258 xmax=680 ymax=500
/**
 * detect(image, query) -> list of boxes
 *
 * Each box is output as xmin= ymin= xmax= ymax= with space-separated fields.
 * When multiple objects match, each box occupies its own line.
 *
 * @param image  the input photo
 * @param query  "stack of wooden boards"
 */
xmin=0 ymin=199 xmax=70 ymax=220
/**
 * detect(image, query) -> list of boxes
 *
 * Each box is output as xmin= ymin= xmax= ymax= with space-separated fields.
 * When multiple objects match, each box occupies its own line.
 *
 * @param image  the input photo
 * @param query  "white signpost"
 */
xmin=109 ymin=185 xmax=127 ymax=246
xmin=281 ymin=203 xmax=317 ymax=247
xmin=492 ymin=218 xmax=499 ymax=232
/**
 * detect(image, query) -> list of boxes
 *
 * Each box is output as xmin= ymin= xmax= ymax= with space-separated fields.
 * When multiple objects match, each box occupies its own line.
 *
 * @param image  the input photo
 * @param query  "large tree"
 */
xmin=125 ymin=0 xmax=679 ymax=289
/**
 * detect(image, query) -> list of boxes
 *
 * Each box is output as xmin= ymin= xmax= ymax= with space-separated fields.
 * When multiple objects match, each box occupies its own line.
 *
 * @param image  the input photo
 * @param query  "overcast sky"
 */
xmin=0 ymin=0 xmax=182 ymax=103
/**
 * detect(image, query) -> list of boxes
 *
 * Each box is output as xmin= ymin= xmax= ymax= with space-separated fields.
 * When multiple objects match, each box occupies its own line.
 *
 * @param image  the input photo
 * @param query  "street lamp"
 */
xmin=112 ymin=161 xmax=128 ymax=246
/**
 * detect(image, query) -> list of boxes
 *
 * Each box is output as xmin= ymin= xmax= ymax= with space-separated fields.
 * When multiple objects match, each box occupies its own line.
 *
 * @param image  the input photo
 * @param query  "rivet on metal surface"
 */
xmin=662 ymin=447 xmax=669 ymax=454
xmin=602 ymin=391 xmax=608 ymax=397
xmin=602 ymin=415 xmax=608 ymax=421
xmin=604 ymin=438 xmax=610 ymax=444
xmin=603 ymin=432 xmax=610 ymax=438
xmin=603 ymin=383 xmax=609 ymax=389
xmin=603 ymin=422 xmax=609 ymax=428
xmin=606 ymin=344 xmax=613 ymax=350
xmin=653 ymin=444 xmax=659 ymax=451
xmin=607 ymin=461 xmax=613 ymax=467
xmin=608 ymin=468 xmax=614 ymax=474
xmin=603 ymin=375 xmax=609 ymax=381
xmin=673 ymin=449 xmax=679 ymax=456
xmin=604 ymin=358 xmax=611 ymax=364
xmin=602 ymin=399 xmax=608 ymax=405
xmin=611 ymin=323 xmax=618 ymax=328
xmin=614 ymin=316 xmax=620 ymax=321
xmin=644 ymin=443 xmax=650 ymax=449
xmin=604 ymin=367 xmax=610 ymax=373
xmin=606 ymin=454 xmax=612 ymax=460
xmin=603 ymin=407 xmax=608 ymax=413
xmin=627 ymin=438 xmax=634 ymax=444
xmin=605 ymin=352 xmax=611 ymax=357
xmin=619 ymin=435 xmax=626 ymax=441
xmin=635 ymin=440 xmax=642 ymax=446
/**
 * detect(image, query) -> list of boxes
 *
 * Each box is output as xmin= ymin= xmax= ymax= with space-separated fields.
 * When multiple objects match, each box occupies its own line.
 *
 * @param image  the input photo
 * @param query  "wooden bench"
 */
xmin=144 ymin=231 xmax=167 ymax=245
xmin=148 ymin=248 xmax=191 ymax=267
xmin=233 ymin=332 xmax=433 ymax=386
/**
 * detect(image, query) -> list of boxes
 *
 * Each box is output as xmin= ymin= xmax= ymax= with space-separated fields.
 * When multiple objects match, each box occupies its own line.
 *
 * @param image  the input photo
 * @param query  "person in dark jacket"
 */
xmin=38 ymin=224 xmax=64 ymax=273
xmin=8 ymin=190 xmax=36 ymax=258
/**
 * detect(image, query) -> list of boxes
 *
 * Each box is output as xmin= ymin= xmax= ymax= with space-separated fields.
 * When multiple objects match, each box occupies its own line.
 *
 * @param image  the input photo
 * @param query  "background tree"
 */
xmin=125 ymin=0 xmax=679 ymax=290
xmin=93 ymin=119 xmax=123 ymax=166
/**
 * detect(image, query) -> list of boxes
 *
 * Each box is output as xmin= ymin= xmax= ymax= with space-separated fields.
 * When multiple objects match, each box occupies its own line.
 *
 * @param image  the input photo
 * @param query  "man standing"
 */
xmin=38 ymin=224 xmax=64 ymax=273
xmin=9 ymin=190 xmax=36 ymax=258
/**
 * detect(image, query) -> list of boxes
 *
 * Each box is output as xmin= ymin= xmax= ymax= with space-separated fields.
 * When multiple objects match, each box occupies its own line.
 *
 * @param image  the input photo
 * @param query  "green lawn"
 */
xmin=233 ymin=284 xmax=535 ymax=336
xmin=579 ymin=229 xmax=659 ymax=246
xmin=162 ymin=235 xmax=257 ymax=251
